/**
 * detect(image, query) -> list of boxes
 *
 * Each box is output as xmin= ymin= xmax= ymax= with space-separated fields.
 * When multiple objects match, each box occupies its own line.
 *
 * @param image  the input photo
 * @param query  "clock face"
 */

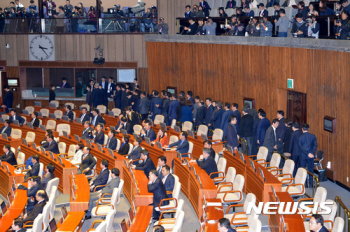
xmin=29 ymin=35 xmax=55 ymax=61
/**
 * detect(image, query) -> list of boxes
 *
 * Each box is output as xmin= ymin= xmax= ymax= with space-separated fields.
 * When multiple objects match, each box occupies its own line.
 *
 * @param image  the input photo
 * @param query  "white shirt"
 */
xmin=72 ymin=150 xmax=83 ymax=164
xmin=162 ymin=174 xmax=170 ymax=184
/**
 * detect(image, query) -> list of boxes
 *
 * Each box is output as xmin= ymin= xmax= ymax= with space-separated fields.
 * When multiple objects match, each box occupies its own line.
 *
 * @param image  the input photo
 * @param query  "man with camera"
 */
xmin=257 ymin=15 xmax=273 ymax=37
xmin=184 ymin=18 xmax=197 ymax=35
xmin=54 ymin=6 xmax=65 ymax=33
xmin=71 ymin=6 xmax=79 ymax=32
xmin=154 ymin=17 xmax=168 ymax=34
xmin=15 ymin=0 xmax=24 ymax=10
xmin=334 ymin=10 xmax=350 ymax=39
xmin=203 ymin=17 xmax=216 ymax=35
xmin=246 ymin=17 xmax=260 ymax=36
xmin=0 ymin=8 xmax=5 ymax=33
xmin=63 ymin=0 xmax=73 ymax=17
xmin=196 ymin=18 xmax=206 ymax=35
xmin=141 ymin=8 xmax=154 ymax=32
xmin=306 ymin=15 xmax=320 ymax=38
xmin=291 ymin=13 xmax=308 ymax=37
xmin=226 ymin=16 xmax=237 ymax=35
xmin=26 ymin=0 xmax=38 ymax=32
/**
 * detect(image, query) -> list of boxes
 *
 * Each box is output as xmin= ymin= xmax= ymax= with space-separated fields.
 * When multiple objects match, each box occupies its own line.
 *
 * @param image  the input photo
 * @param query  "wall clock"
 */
xmin=28 ymin=35 xmax=55 ymax=61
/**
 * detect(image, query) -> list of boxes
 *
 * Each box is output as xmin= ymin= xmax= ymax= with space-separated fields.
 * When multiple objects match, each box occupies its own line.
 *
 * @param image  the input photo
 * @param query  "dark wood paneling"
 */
xmin=146 ymin=41 xmax=350 ymax=188
xmin=18 ymin=61 xmax=138 ymax=68
xmin=138 ymin=68 xmax=149 ymax=92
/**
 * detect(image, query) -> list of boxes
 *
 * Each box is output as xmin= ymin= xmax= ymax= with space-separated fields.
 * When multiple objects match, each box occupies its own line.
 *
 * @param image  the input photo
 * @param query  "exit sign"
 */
xmin=287 ymin=79 xmax=294 ymax=89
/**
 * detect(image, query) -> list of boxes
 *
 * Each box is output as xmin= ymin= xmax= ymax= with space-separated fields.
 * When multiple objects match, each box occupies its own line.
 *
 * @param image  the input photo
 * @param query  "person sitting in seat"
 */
xmin=132 ymin=149 xmax=156 ymax=178
xmin=89 ymin=159 xmax=109 ymax=192
xmin=161 ymin=164 xmax=175 ymax=198
xmin=168 ymin=132 xmax=189 ymax=156
xmin=127 ymin=138 xmax=142 ymax=160
xmin=78 ymin=147 xmax=97 ymax=175
xmin=116 ymin=116 xmax=133 ymax=134
xmin=118 ymin=136 xmax=130 ymax=156
xmin=106 ymin=130 xmax=118 ymax=150
xmin=140 ymin=120 xmax=156 ymax=141
xmin=91 ymin=108 xmax=106 ymax=127
xmin=41 ymin=163 xmax=55 ymax=189
xmin=79 ymin=107 xmax=90 ymax=123
xmin=64 ymin=105 xmax=74 ymax=120
xmin=22 ymin=176 xmax=45 ymax=213
xmin=41 ymin=134 xmax=60 ymax=154
xmin=0 ymin=119 xmax=12 ymax=137
xmin=155 ymin=127 xmax=168 ymax=147
xmin=81 ymin=122 xmax=94 ymax=140
xmin=218 ymin=218 xmax=237 ymax=232
xmin=0 ymin=144 xmax=17 ymax=166
xmin=30 ymin=112 xmax=40 ymax=128
xmin=70 ymin=142 xmax=84 ymax=165
xmin=85 ymin=168 xmax=120 ymax=219
xmin=190 ymin=148 xmax=218 ymax=179
xmin=23 ymin=190 xmax=47 ymax=224
xmin=92 ymin=124 xmax=104 ymax=145
xmin=309 ymin=214 xmax=329 ymax=232
xmin=9 ymin=109 xmax=25 ymax=125
xmin=24 ymin=155 xmax=40 ymax=182
xmin=11 ymin=218 xmax=26 ymax=232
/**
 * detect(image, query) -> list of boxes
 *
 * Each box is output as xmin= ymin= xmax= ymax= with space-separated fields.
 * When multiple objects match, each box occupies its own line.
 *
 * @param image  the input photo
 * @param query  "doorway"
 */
xmin=287 ymin=90 xmax=307 ymax=126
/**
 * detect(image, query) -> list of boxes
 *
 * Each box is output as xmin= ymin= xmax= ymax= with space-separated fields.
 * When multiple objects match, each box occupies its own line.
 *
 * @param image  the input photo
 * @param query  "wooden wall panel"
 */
xmin=146 ymin=41 xmax=350 ymax=188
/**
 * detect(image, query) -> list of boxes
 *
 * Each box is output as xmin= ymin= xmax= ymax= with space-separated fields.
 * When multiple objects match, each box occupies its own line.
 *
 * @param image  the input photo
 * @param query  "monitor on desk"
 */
xmin=57 ymin=156 xmax=64 ymax=166
xmin=34 ymin=101 xmax=41 ymax=107
xmin=22 ymin=110 xmax=29 ymax=115
xmin=71 ymin=170 xmax=75 ymax=180
xmin=86 ymin=139 xmax=92 ymax=148
xmin=1 ymin=133 xmax=8 ymax=140
xmin=144 ymin=137 xmax=151 ymax=145
xmin=27 ymin=122 xmax=34 ymax=129
xmin=62 ymin=130 xmax=69 ymax=138
xmin=120 ymin=129 xmax=127 ymax=136
xmin=192 ymin=164 xmax=197 ymax=176
xmin=108 ymin=111 xmax=114 ymax=117
xmin=75 ymin=118 xmax=82 ymax=124
xmin=13 ymin=120 xmax=19 ymax=126
xmin=97 ymin=144 xmax=104 ymax=153
xmin=174 ymin=126 xmax=181 ymax=133
xmin=156 ymin=141 xmax=162 ymax=149
xmin=201 ymin=134 xmax=208 ymax=141
xmin=271 ymin=185 xmax=278 ymax=201
xmin=5 ymin=164 xmax=10 ymax=175
xmin=71 ymin=187 xmax=76 ymax=201
xmin=49 ymin=151 xmax=55 ymax=160
xmin=49 ymin=103 xmax=56 ymax=108
xmin=40 ymin=146 xmax=46 ymax=154
xmin=124 ymin=159 xmax=129 ymax=169
xmin=249 ymin=159 xmax=256 ymax=172
xmin=31 ymin=142 xmax=37 ymax=150
xmin=133 ymin=133 xmax=140 ymax=140
xmin=0 ymin=160 xmax=2 ymax=168
xmin=49 ymin=218 xmax=57 ymax=232
xmin=120 ymin=219 xmax=128 ymax=232
xmin=1 ymin=201 xmax=7 ymax=215
xmin=61 ymin=205 xmax=68 ymax=221
xmin=107 ymin=148 xmax=114 ymax=158
xmin=128 ymin=207 xmax=135 ymax=226
xmin=12 ymin=177 xmax=17 ymax=188
xmin=110 ymin=126 xmax=116 ymax=131
xmin=74 ymin=134 xmax=80 ymax=142
xmin=226 ymin=145 xmax=233 ymax=154
xmin=7 ymin=192 xmax=12 ymax=206
xmin=177 ymin=151 xmax=182 ymax=161
xmin=49 ymin=113 xmax=56 ymax=119
xmin=259 ymin=167 xmax=266 ymax=182
xmin=187 ymin=130 xmax=194 ymax=137
xmin=40 ymin=125 xmax=46 ymax=131
xmin=238 ymin=151 xmax=246 ymax=164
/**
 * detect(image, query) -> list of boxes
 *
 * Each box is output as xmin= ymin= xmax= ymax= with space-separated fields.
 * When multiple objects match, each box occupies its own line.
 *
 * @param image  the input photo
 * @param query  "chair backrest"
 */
xmin=49 ymin=186 xmax=57 ymax=219
xmin=270 ymin=153 xmax=281 ymax=168
xmin=65 ymin=102 xmax=75 ymax=109
xmin=212 ymin=129 xmax=223 ymax=141
xmin=10 ymin=147 xmax=15 ymax=154
xmin=17 ymin=152 xmax=25 ymax=165
xmin=54 ymin=110 xmax=63 ymax=119
xmin=217 ymin=157 xmax=227 ymax=173
xmin=21 ymin=116 xmax=27 ymax=125
xmin=257 ymin=146 xmax=268 ymax=160
xmin=111 ymin=188 xmax=120 ymax=212
xmin=133 ymin=125 xmax=142 ymax=134
xmin=182 ymin=121 xmax=193 ymax=132
xmin=104 ymin=134 xmax=108 ymax=145
xmin=173 ymin=174 xmax=179 ymax=187
xmin=170 ymin=119 xmax=177 ymax=129
xmin=226 ymin=167 xmax=236 ymax=183
xmin=51 ymin=100 xmax=59 ymax=108
xmin=112 ymin=108 xmax=121 ymax=116
xmin=40 ymin=109 xmax=50 ymax=117
xmin=25 ymin=106 xmax=35 ymax=115
xmin=46 ymin=120 xmax=56 ymax=130
xmin=313 ymin=187 xmax=327 ymax=204
xmin=80 ymin=104 xmax=91 ymax=112
xmin=11 ymin=129 xmax=22 ymax=139
xmin=332 ymin=217 xmax=344 ymax=232
xmin=197 ymin=125 xmax=208 ymax=136
xmin=42 ymin=202 xmax=51 ymax=231
xmin=97 ymin=105 xmax=107 ymax=114
xmin=58 ymin=142 xmax=67 ymax=154
xmin=248 ymin=218 xmax=262 ymax=232
xmin=282 ymin=159 xmax=295 ymax=176
xmin=39 ymin=119 xmax=42 ymax=126
xmin=173 ymin=182 xmax=181 ymax=200
xmin=128 ymin=144 xmax=133 ymax=154
xmin=68 ymin=144 xmax=76 ymax=157
xmin=47 ymin=178 xmax=60 ymax=196
xmin=294 ymin=168 xmax=308 ymax=194
xmin=32 ymin=213 xmax=43 ymax=232
xmin=95 ymin=221 xmax=107 ymax=232
xmin=72 ymin=111 xmax=76 ymax=120
xmin=2 ymin=115 xmax=9 ymax=120
xmin=105 ymin=211 xmax=115 ymax=232
xmin=117 ymin=179 xmax=124 ymax=204
xmin=154 ymin=115 xmax=165 ymax=125
xmin=57 ymin=124 xmax=71 ymax=136
xmin=215 ymin=153 xmax=219 ymax=164
xmin=243 ymin=193 xmax=257 ymax=212
xmin=323 ymin=199 xmax=337 ymax=229
xmin=188 ymin=141 xmax=193 ymax=154
xmin=172 ymin=210 xmax=185 ymax=232
xmin=38 ymin=162 xmax=44 ymax=178
xmin=233 ymin=174 xmax=245 ymax=193
xmin=169 ymin=135 xmax=178 ymax=144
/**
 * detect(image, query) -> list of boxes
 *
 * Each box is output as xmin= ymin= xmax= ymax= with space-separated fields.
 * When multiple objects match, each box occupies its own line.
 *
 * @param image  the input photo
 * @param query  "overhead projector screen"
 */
xmin=118 ymin=69 xmax=136 ymax=83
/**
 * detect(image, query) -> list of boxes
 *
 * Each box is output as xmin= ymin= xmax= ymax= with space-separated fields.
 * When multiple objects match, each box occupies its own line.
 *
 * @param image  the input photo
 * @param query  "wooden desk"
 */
xmin=223 ymin=150 xmax=282 ymax=203
xmin=269 ymin=192 xmax=305 ymax=232
xmin=0 ymin=189 xmax=27 ymax=232
xmin=0 ymin=161 xmax=24 ymax=198
xmin=128 ymin=206 xmax=153 ymax=231
xmin=70 ymin=174 xmax=90 ymax=212
xmin=57 ymin=212 xmax=85 ymax=232
xmin=20 ymin=145 xmax=77 ymax=194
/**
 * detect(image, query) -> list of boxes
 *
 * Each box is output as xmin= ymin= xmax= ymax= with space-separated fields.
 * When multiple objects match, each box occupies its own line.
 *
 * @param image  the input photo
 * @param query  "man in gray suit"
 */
xmin=139 ymin=91 xmax=149 ymax=120
xmin=128 ymin=138 xmax=143 ymax=160
xmin=85 ymin=168 xmax=120 ymax=219
xmin=263 ymin=119 xmax=279 ymax=162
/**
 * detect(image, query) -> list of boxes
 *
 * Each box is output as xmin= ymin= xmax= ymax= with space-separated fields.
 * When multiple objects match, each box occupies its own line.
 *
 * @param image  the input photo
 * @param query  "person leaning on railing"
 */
xmin=334 ymin=9 xmax=350 ymax=39
xmin=154 ymin=17 xmax=168 ymax=34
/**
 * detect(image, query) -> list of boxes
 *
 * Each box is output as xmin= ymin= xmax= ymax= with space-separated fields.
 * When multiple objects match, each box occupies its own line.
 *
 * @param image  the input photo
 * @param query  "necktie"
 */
xmin=1 ymin=127 xmax=6 ymax=134
xmin=162 ymin=176 xmax=166 ymax=183
xmin=92 ymin=116 xmax=96 ymax=125
xmin=81 ymin=114 xmax=85 ymax=121
xmin=107 ymin=138 xmax=110 ymax=147
xmin=273 ymin=128 xmax=276 ymax=141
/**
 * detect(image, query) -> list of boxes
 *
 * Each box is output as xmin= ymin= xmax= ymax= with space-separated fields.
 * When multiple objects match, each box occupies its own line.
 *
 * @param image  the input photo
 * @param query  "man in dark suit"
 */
xmin=238 ymin=108 xmax=254 ymax=155
xmin=2 ymin=86 xmax=13 ymax=113
xmin=106 ymin=130 xmax=118 ymax=150
xmin=258 ymin=3 xmax=268 ymax=17
xmin=42 ymin=135 xmax=60 ymax=154
xmin=128 ymin=138 xmax=142 ymax=160
xmin=212 ymin=101 xmax=225 ymax=130
xmin=120 ymin=85 xmax=128 ymax=112
xmin=157 ymin=156 xmax=167 ymax=180
xmin=23 ymin=190 xmax=47 ymax=223
xmin=289 ymin=122 xmax=303 ymax=177
xmin=79 ymin=147 xmax=97 ymax=175
xmin=93 ymin=124 xmax=104 ymax=145
xmin=196 ymin=101 xmax=206 ymax=127
xmin=100 ymin=76 xmax=107 ymax=92
xmin=41 ymin=163 xmax=55 ymax=189
xmin=184 ymin=18 xmax=197 ymax=35
xmin=231 ymin=103 xmax=241 ymax=132
xmin=299 ymin=124 xmax=317 ymax=187
xmin=116 ymin=116 xmax=133 ymax=135
xmin=114 ymin=84 xmax=122 ymax=110
xmin=226 ymin=0 xmax=236 ymax=8
xmin=147 ymin=169 xmax=169 ymax=221
xmin=276 ymin=110 xmax=287 ymax=155
xmin=218 ymin=218 xmax=237 ymax=232
xmin=78 ymin=107 xmax=90 ymax=124
xmin=81 ymin=122 xmax=94 ymax=140
xmin=0 ymin=119 xmax=12 ymax=137
xmin=85 ymin=168 xmax=120 ymax=219
xmin=226 ymin=115 xmax=239 ymax=150
xmin=309 ymin=214 xmax=329 ymax=232
xmin=131 ymin=90 xmax=141 ymax=113
xmin=64 ymin=105 xmax=74 ymax=120
xmin=168 ymin=132 xmax=190 ymax=155
xmin=203 ymin=140 xmax=216 ymax=159
xmin=161 ymin=164 xmax=175 ymax=198
xmin=168 ymin=94 xmax=179 ymax=126
xmin=125 ymin=106 xmax=139 ymax=127
xmin=150 ymin=91 xmax=163 ymax=121
xmin=0 ymin=144 xmax=17 ymax=166
xmin=11 ymin=218 xmax=26 ymax=232
xmin=9 ymin=109 xmax=25 ymax=125
xmin=221 ymin=102 xmax=234 ymax=140
xmin=91 ymin=109 xmax=106 ymax=128
xmin=89 ymin=159 xmax=109 ymax=192
xmin=184 ymin=5 xmax=192 ymax=17
xmin=263 ymin=119 xmax=279 ymax=162
xmin=141 ymin=120 xmax=156 ymax=141
xmin=118 ymin=136 xmax=130 ymax=156
xmin=191 ymin=148 xmax=218 ymax=179
xmin=139 ymin=91 xmax=149 ymax=120
xmin=24 ymin=155 xmax=40 ymax=182
xmin=204 ymin=98 xmax=214 ymax=130
xmin=186 ymin=91 xmax=195 ymax=107
xmin=29 ymin=112 xmax=40 ymax=128
xmin=24 ymin=176 xmax=45 ymax=213
xmin=132 ymin=149 xmax=156 ymax=178
xmin=92 ymin=83 xmax=104 ymax=107
xmin=257 ymin=110 xmax=271 ymax=146
xmin=60 ymin=77 xmax=70 ymax=88
xmin=199 ymin=0 xmax=211 ymax=16
xmin=106 ymin=77 xmax=116 ymax=98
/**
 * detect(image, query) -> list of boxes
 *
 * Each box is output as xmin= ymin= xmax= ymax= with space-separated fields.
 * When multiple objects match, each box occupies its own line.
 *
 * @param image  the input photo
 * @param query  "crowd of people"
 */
xmin=180 ymin=0 xmax=350 ymax=39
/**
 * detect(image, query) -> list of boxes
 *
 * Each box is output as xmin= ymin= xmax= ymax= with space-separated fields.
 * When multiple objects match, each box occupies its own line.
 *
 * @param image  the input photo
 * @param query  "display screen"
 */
xmin=118 ymin=69 xmax=136 ymax=83
xmin=324 ymin=119 xmax=333 ymax=132
xmin=7 ymin=79 xmax=18 ymax=86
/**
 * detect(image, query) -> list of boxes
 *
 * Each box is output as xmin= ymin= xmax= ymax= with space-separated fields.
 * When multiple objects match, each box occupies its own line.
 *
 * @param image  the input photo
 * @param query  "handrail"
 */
xmin=334 ymin=196 xmax=350 ymax=232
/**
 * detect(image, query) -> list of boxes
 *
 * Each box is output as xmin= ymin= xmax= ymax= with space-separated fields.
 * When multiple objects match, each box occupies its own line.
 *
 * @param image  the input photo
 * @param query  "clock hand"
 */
xmin=38 ymin=45 xmax=48 ymax=50
xmin=41 ymin=49 xmax=48 ymax=56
